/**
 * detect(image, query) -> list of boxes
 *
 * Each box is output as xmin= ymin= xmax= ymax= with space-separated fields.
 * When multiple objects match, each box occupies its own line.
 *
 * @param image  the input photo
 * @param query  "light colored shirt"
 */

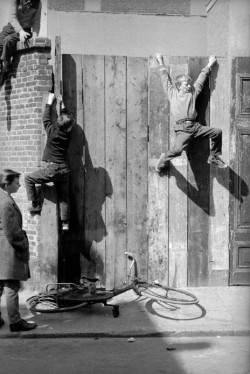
xmin=8 ymin=0 xmax=42 ymax=35
xmin=159 ymin=65 xmax=210 ymax=123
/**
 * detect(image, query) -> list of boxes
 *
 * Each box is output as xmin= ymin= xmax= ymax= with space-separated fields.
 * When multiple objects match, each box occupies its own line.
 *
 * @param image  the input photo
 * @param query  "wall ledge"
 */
xmin=16 ymin=37 xmax=51 ymax=54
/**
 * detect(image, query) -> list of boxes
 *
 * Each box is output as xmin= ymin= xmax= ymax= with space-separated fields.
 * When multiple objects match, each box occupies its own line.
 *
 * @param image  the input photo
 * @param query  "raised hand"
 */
xmin=47 ymin=93 xmax=55 ymax=105
xmin=208 ymin=55 xmax=217 ymax=67
xmin=155 ymin=53 xmax=164 ymax=66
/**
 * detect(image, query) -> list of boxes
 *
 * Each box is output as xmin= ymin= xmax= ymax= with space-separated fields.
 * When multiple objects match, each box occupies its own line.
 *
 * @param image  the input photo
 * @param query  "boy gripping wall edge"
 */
xmin=25 ymin=93 xmax=75 ymax=231
xmin=155 ymin=53 xmax=227 ymax=173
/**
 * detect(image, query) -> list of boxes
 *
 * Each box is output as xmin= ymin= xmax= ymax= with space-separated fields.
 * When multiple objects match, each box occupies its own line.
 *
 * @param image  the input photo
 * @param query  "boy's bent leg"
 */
xmin=1 ymin=31 xmax=20 ymax=67
xmin=194 ymin=125 xmax=222 ymax=155
xmin=155 ymin=131 xmax=193 ymax=172
xmin=25 ymin=167 xmax=53 ymax=212
xmin=54 ymin=173 xmax=70 ymax=230
xmin=194 ymin=125 xmax=227 ymax=168
xmin=0 ymin=24 xmax=15 ymax=60
xmin=0 ymin=25 xmax=15 ymax=77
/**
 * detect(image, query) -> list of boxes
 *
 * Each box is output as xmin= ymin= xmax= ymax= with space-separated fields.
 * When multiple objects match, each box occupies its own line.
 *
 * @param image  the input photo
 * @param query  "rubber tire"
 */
xmin=138 ymin=284 xmax=198 ymax=305
xmin=28 ymin=295 xmax=88 ymax=313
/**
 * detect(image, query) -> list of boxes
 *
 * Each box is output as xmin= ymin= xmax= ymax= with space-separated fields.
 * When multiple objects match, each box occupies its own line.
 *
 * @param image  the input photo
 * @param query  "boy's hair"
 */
xmin=0 ymin=169 xmax=21 ymax=189
xmin=175 ymin=74 xmax=192 ymax=89
xmin=57 ymin=113 xmax=75 ymax=132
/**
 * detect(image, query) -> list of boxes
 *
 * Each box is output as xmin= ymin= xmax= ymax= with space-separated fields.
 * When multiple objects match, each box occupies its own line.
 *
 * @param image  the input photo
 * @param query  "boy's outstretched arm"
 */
xmin=47 ymin=93 xmax=55 ymax=105
xmin=155 ymin=53 xmax=174 ymax=100
xmin=155 ymin=53 xmax=164 ymax=66
xmin=207 ymin=55 xmax=217 ymax=69
xmin=42 ymin=93 xmax=56 ymax=135
xmin=57 ymin=94 xmax=67 ymax=114
xmin=193 ymin=55 xmax=217 ymax=96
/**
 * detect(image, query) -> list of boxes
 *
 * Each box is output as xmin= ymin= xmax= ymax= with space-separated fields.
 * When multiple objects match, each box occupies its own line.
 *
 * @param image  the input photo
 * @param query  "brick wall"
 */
xmin=0 ymin=38 xmax=58 ymax=291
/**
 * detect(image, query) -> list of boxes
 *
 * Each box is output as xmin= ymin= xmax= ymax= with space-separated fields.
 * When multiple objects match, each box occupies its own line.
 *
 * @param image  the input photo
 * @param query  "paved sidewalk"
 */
xmin=0 ymin=287 xmax=249 ymax=338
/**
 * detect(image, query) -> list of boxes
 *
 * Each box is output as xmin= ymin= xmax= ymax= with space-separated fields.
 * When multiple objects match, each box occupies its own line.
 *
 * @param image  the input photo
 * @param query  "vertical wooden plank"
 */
xmin=127 ymin=57 xmax=148 ymax=279
xmin=148 ymin=56 xmax=169 ymax=285
xmin=105 ymin=56 xmax=127 ymax=288
xmin=168 ymin=56 xmax=189 ymax=288
xmin=54 ymin=36 xmax=61 ymax=111
xmin=35 ymin=93 xmax=58 ymax=289
xmin=187 ymin=57 xmax=210 ymax=286
xmin=210 ymin=57 xmax=230 ymax=285
xmin=82 ymin=55 xmax=106 ymax=285
xmin=61 ymin=54 xmax=84 ymax=283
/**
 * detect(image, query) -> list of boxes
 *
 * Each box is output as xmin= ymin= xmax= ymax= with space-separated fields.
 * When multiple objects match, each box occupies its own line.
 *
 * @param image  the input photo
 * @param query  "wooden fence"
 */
xmin=61 ymin=55 xmax=211 ymax=288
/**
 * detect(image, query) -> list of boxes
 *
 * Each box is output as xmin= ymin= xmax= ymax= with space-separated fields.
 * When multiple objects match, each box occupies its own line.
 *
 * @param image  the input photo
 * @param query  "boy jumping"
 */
xmin=155 ymin=53 xmax=227 ymax=173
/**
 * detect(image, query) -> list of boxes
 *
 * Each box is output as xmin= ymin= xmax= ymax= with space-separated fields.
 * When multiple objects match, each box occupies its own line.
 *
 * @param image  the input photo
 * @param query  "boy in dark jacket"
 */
xmin=25 ymin=93 xmax=75 ymax=231
xmin=0 ymin=0 xmax=41 ymax=74
xmin=155 ymin=53 xmax=227 ymax=173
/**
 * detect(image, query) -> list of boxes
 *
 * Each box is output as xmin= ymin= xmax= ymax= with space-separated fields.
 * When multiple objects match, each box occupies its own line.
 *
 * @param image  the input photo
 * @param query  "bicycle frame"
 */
xmin=27 ymin=251 xmax=198 ymax=316
xmin=111 ymin=252 xmax=147 ymax=298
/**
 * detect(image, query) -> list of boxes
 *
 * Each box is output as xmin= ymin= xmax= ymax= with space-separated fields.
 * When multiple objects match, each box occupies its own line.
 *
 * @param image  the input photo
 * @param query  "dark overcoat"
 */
xmin=0 ymin=188 xmax=29 ymax=280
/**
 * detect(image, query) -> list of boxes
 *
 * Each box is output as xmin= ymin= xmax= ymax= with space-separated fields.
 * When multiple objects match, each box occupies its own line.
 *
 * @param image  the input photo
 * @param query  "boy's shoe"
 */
xmin=29 ymin=205 xmax=41 ymax=213
xmin=0 ymin=317 xmax=4 ymax=328
xmin=1 ymin=60 xmax=10 ymax=73
xmin=9 ymin=319 xmax=37 ymax=332
xmin=155 ymin=153 xmax=169 ymax=172
xmin=207 ymin=155 xmax=227 ymax=168
xmin=62 ymin=221 xmax=69 ymax=231
xmin=29 ymin=200 xmax=41 ymax=213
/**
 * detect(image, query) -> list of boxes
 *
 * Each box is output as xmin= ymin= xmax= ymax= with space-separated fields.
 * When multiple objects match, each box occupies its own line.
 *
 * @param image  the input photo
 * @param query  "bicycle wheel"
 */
xmin=27 ymin=293 xmax=88 ymax=313
xmin=137 ymin=283 xmax=198 ymax=305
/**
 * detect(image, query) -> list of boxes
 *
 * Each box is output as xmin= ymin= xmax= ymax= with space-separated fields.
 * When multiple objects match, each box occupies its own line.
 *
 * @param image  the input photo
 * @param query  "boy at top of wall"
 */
xmin=0 ymin=0 xmax=41 ymax=74
xmin=25 ymin=93 xmax=75 ymax=231
xmin=155 ymin=53 xmax=227 ymax=174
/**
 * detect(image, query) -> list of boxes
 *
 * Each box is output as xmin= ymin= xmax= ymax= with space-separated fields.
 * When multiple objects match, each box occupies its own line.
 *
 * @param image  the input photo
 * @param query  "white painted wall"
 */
xmin=48 ymin=11 xmax=207 ymax=58
xmin=229 ymin=0 xmax=250 ymax=57
xmin=0 ymin=0 xmax=208 ymax=58
xmin=207 ymin=0 xmax=250 ymax=58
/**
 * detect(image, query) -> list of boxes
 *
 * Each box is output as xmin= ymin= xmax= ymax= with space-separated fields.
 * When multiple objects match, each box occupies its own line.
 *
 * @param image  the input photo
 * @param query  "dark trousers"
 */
xmin=164 ymin=122 xmax=222 ymax=162
xmin=25 ymin=162 xmax=70 ymax=221
xmin=0 ymin=23 xmax=32 ymax=62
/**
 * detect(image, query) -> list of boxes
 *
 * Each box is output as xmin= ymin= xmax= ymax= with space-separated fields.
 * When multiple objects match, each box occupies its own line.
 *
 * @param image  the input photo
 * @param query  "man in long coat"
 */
xmin=0 ymin=169 xmax=37 ymax=332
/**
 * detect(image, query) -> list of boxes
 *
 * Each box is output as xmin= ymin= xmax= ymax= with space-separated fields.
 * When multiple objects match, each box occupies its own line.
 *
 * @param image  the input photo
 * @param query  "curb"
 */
xmin=1 ymin=329 xmax=250 ymax=339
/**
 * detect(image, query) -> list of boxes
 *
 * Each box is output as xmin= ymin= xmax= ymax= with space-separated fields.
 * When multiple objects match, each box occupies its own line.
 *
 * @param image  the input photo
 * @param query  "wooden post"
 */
xmin=54 ymin=36 xmax=61 ymax=110
xmin=54 ymin=36 xmax=64 ymax=281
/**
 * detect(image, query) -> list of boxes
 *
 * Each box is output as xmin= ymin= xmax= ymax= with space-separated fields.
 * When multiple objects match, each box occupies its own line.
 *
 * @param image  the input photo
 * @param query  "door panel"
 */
xmin=230 ymin=58 xmax=250 ymax=285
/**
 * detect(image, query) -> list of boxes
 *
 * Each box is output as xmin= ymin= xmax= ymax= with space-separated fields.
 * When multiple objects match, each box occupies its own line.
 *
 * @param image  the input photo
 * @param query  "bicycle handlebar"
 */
xmin=125 ymin=252 xmax=138 ymax=278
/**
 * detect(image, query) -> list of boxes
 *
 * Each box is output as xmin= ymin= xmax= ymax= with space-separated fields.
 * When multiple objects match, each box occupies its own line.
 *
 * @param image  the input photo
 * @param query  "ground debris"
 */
xmin=127 ymin=337 xmax=135 ymax=342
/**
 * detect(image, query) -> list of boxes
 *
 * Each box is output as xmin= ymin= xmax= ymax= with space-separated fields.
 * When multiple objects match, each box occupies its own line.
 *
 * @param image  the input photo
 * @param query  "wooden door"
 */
xmin=230 ymin=57 xmax=250 ymax=285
